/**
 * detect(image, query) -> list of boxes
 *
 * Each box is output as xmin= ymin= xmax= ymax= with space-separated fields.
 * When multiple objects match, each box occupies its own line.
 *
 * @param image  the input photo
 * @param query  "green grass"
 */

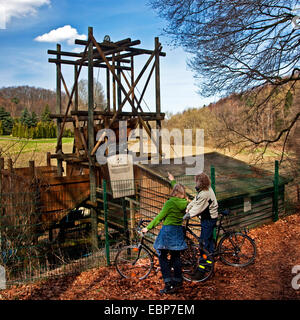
xmin=0 ymin=136 xmax=74 ymax=155
xmin=0 ymin=136 xmax=74 ymax=144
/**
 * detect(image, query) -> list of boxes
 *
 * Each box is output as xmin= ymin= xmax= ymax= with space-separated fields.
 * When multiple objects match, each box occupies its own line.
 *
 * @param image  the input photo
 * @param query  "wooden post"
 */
xmin=56 ymin=44 xmax=63 ymax=176
xmin=131 ymin=56 xmax=135 ymax=108
xmin=155 ymin=37 xmax=162 ymax=160
xmin=112 ymin=54 xmax=116 ymax=113
xmin=88 ymin=27 xmax=98 ymax=252
xmin=29 ymin=160 xmax=35 ymax=180
xmin=8 ymin=158 xmax=13 ymax=173
xmin=273 ymin=160 xmax=279 ymax=222
xmin=46 ymin=152 xmax=51 ymax=167
xmin=73 ymin=63 xmax=79 ymax=156
xmin=103 ymin=180 xmax=110 ymax=266
xmin=74 ymin=65 xmax=79 ymax=112
xmin=106 ymin=67 xmax=110 ymax=112
xmin=129 ymin=199 xmax=135 ymax=241
xmin=117 ymin=58 xmax=122 ymax=112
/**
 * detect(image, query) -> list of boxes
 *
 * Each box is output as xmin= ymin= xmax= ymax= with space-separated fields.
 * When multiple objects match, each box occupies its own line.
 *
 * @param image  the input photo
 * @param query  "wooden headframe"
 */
xmin=48 ymin=26 xmax=166 ymax=170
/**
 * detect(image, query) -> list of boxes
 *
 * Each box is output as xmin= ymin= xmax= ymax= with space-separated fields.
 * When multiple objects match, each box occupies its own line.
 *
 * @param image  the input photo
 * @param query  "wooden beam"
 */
xmin=48 ymin=58 xmax=131 ymax=70
xmin=48 ymin=49 xmax=131 ymax=63
xmin=74 ymin=65 xmax=78 ymax=112
xmin=88 ymin=27 xmax=98 ymax=253
xmin=76 ymin=38 xmax=166 ymax=57
xmin=106 ymin=67 xmax=110 ymax=112
xmin=50 ymin=112 xmax=165 ymax=121
xmin=75 ymin=37 xmax=133 ymax=49
xmin=55 ymin=39 xmax=90 ymax=153
xmin=131 ymin=56 xmax=134 ymax=108
xmin=90 ymin=40 xmax=141 ymax=60
xmin=112 ymin=54 xmax=116 ymax=113
xmin=127 ymin=47 xmax=166 ymax=57
xmin=56 ymin=44 xmax=63 ymax=176
xmin=91 ymin=130 xmax=107 ymax=156
xmin=48 ymin=49 xmax=84 ymax=58
xmin=70 ymin=110 xmax=164 ymax=117
xmin=155 ymin=37 xmax=162 ymax=160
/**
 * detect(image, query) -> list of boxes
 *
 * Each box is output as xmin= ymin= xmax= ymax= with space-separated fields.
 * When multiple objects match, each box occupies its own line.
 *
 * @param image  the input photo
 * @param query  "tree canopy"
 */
xmin=150 ymin=0 xmax=300 ymax=95
xmin=149 ymin=0 xmax=300 ymax=160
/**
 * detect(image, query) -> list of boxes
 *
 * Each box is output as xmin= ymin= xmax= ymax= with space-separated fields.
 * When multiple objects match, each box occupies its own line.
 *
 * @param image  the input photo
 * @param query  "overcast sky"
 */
xmin=0 ymin=0 xmax=217 ymax=114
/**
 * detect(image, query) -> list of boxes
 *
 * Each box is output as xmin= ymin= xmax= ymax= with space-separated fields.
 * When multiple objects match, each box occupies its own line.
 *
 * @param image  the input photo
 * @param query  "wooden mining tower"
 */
xmin=47 ymin=27 xmax=165 ymax=250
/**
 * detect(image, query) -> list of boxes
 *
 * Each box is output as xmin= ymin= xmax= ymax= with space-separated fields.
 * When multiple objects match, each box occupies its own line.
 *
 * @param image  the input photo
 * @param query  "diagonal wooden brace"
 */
xmin=55 ymin=38 xmax=90 ymax=153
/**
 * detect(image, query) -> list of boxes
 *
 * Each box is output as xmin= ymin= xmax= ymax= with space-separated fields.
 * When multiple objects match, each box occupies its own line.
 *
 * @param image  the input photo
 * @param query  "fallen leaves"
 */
xmin=0 ymin=213 xmax=300 ymax=300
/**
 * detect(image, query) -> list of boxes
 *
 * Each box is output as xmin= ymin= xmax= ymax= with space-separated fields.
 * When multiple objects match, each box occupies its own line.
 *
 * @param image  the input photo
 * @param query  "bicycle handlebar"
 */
xmin=137 ymin=219 xmax=151 ymax=228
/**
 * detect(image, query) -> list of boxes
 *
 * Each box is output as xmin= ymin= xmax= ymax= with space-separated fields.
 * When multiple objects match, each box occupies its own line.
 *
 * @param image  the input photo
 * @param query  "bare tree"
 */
xmin=78 ymin=78 xmax=106 ymax=110
xmin=149 ymin=0 xmax=300 ymax=160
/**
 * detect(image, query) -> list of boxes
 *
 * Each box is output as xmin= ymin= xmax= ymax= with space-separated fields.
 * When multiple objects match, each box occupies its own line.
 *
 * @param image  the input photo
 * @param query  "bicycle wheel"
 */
xmin=181 ymin=240 xmax=214 ymax=282
xmin=115 ymin=245 xmax=153 ymax=280
xmin=218 ymin=232 xmax=256 ymax=267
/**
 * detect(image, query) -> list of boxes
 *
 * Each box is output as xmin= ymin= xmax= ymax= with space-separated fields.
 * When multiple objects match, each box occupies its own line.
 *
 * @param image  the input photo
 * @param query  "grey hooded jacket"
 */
xmin=183 ymin=187 xmax=218 ymax=220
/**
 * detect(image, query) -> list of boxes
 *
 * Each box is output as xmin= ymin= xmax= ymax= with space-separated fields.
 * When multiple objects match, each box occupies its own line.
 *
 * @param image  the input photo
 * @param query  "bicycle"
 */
xmin=114 ymin=219 xmax=214 ymax=282
xmin=182 ymin=208 xmax=256 ymax=282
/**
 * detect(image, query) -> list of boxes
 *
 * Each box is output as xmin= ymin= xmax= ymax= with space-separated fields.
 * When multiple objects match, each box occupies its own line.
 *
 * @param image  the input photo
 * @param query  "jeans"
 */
xmin=199 ymin=218 xmax=217 ymax=254
xmin=158 ymin=249 xmax=183 ymax=284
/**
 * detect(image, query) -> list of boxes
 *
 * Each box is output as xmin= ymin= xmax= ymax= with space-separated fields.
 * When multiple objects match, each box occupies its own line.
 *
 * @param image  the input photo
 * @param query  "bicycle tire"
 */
xmin=115 ymin=245 xmax=154 ymax=280
xmin=181 ymin=240 xmax=214 ymax=282
xmin=218 ymin=232 xmax=256 ymax=267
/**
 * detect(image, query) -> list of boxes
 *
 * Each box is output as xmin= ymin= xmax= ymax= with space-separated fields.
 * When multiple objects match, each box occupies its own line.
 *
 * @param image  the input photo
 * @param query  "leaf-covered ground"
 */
xmin=1 ymin=213 xmax=300 ymax=300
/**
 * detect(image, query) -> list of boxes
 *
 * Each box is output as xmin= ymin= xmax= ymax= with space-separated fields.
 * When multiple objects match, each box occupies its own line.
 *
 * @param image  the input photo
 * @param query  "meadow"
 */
xmin=0 ymin=136 xmax=74 ymax=168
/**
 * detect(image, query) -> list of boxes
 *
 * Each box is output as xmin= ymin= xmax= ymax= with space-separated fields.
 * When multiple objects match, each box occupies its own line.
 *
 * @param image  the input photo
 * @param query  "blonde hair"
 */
xmin=195 ymin=172 xmax=211 ymax=191
xmin=170 ymin=183 xmax=186 ymax=198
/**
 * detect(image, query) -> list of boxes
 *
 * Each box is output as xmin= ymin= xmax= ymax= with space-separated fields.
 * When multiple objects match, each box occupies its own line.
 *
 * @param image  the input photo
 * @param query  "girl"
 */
xmin=183 ymin=172 xmax=218 ymax=280
xmin=142 ymin=172 xmax=188 ymax=294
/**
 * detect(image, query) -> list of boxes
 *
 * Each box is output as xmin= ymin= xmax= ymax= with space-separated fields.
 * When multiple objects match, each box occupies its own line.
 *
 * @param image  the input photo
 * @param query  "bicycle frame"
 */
xmin=184 ymin=213 xmax=237 ymax=257
xmin=138 ymin=234 xmax=158 ymax=258
xmin=214 ymin=214 xmax=230 ymax=245
xmin=136 ymin=215 xmax=235 ymax=263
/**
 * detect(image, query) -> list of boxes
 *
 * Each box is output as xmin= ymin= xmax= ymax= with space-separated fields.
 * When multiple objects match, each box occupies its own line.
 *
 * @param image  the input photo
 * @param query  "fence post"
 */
xmin=103 ymin=180 xmax=110 ymax=266
xmin=122 ymin=197 xmax=130 ymax=245
xmin=46 ymin=152 xmax=51 ymax=167
xmin=210 ymin=165 xmax=217 ymax=241
xmin=129 ymin=199 xmax=135 ymax=241
xmin=273 ymin=160 xmax=279 ymax=222
xmin=210 ymin=165 xmax=216 ymax=193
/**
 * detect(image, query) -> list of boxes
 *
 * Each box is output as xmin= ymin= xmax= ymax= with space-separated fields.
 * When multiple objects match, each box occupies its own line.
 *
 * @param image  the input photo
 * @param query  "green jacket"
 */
xmin=146 ymin=180 xmax=188 ymax=230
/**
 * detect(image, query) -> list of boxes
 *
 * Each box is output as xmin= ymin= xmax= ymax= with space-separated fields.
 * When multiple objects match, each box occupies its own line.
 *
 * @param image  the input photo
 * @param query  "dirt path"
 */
xmin=1 ymin=213 xmax=300 ymax=300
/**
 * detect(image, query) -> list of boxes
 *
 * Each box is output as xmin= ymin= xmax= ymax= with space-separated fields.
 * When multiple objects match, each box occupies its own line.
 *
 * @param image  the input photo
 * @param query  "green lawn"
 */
xmin=0 ymin=136 xmax=74 ymax=167
xmin=0 ymin=136 xmax=74 ymax=144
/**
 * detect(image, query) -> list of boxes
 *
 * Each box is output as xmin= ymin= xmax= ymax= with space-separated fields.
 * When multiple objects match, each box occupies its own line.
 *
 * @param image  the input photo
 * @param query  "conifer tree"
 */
xmin=41 ymin=104 xmax=51 ymax=123
xmin=0 ymin=107 xmax=13 ymax=135
xmin=20 ymin=108 xmax=32 ymax=127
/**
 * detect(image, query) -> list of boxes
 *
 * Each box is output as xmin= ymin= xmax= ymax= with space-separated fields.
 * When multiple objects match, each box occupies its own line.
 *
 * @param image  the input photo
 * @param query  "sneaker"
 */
xmin=159 ymin=282 xmax=175 ymax=294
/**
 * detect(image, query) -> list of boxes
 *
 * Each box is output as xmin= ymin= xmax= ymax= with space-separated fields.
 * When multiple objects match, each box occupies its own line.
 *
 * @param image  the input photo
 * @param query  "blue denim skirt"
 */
xmin=153 ymin=225 xmax=187 ymax=254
